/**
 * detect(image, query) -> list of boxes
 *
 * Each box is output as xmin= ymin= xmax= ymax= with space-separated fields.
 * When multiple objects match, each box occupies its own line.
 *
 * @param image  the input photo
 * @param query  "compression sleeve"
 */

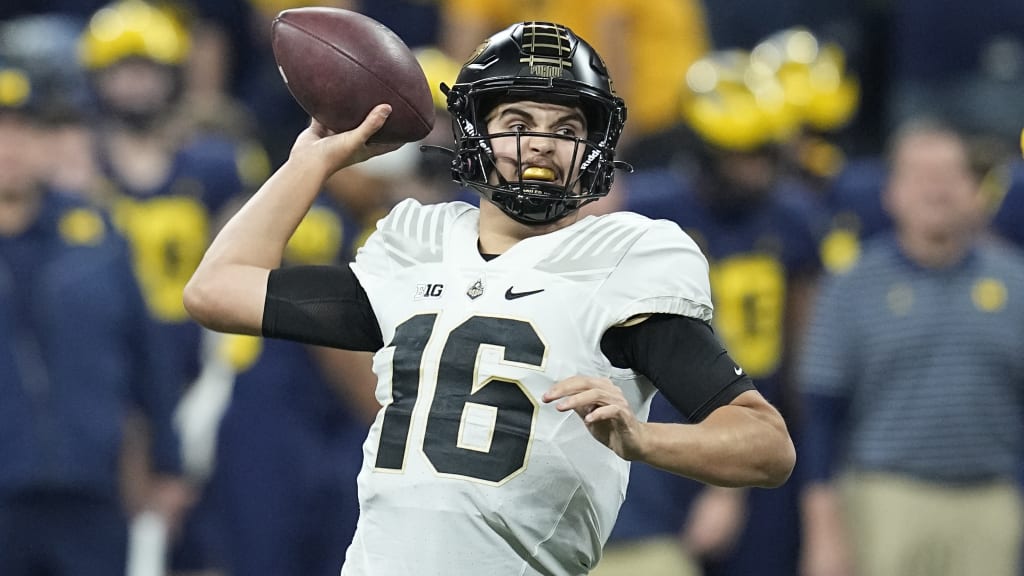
xmin=601 ymin=314 xmax=755 ymax=422
xmin=262 ymin=265 xmax=384 ymax=352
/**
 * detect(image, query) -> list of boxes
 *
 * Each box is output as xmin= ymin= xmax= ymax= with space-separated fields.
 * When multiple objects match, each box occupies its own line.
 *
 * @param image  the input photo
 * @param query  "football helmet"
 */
xmin=683 ymin=49 xmax=800 ymax=152
xmin=750 ymin=27 xmax=860 ymax=133
xmin=78 ymin=0 xmax=190 ymax=130
xmin=78 ymin=0 xmax=190 ymax=71
xmin=444 ymin=22 xmax=628 ymax=225
xmin=0 ymin=65 xmax=32 ymax=114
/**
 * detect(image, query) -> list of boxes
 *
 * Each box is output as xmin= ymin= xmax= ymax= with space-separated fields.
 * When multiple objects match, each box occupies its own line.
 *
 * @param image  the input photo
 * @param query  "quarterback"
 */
xmin=185 ymin=22 xmax=794 ymax=576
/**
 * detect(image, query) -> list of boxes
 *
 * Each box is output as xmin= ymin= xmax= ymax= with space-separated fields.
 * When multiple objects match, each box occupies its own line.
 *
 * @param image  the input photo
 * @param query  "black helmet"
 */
xmin=444 ymin=22 xmax=628 ymax=224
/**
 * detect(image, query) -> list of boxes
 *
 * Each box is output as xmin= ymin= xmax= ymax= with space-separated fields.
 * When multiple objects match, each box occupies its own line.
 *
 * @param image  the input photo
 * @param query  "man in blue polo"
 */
xmin=799 ymin=119 xmax=1024 ymax=576
xmin=0 ymin=63 xmax=190 ymax=576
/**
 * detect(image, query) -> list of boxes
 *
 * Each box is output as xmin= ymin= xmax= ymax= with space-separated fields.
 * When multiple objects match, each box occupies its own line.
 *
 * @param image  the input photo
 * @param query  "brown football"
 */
xmin=271 ymin=7 xmax=435 ymax=144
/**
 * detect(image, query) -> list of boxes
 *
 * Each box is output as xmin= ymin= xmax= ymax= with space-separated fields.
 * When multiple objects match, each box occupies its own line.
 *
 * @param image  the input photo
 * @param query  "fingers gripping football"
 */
xmin=291 ymin=105 xmax=402 ymax=175
xmin=543 ymin=376 xmax=647 ymax=460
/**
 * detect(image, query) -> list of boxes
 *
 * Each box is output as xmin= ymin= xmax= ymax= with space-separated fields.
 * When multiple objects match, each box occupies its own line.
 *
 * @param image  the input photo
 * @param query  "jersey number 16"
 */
xmin=374 ymin=314 xmax=546 ymax=485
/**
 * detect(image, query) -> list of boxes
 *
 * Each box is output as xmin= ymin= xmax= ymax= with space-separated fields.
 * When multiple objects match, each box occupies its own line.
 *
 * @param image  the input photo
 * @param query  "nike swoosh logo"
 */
xmin=734 ymin=366 xmax=744 ymax=376
xmin=505 ymin=287 xmax=545 ymax=300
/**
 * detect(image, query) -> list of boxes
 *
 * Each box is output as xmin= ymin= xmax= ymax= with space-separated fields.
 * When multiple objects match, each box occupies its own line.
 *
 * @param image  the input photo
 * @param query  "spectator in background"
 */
xmin=603 ymin=49 xmax=824 ymax=576
xmin=77 ymin=0 xmax=262 ymax=396
xmin=747 ymin=28 xmax=860 ymax=194
xmin=0 ymin=62 xmax=190 ymax=576
xmin=799 ymin=119 xmax=1024 ymax=576
xmin=0 ymin=14 xmax=97 ymax=193
xmin=440 ymin=0 xmax=709 ymax=147
xmin=75 ymin=1 xmax=266 ymax=571
xmin=201 ymin=192 xmax=380 ymax=576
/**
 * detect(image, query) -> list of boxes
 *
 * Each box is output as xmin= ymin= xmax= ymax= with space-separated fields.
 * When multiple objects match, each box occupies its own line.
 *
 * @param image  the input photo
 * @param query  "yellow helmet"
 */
xmin=78 ymin=0 xmax=190 ymax=70
xmin=682 ymin=50 xmax=801 ymax=151
xmin=414 ymin=47 xmax=461 ymax=111
xmin=249 ymin=0 xmax=324 ymax=17
xmin=0 ymin=67 xmax=32 ymax=111
xmin=751 ymin=27 xmax=860 ymax=132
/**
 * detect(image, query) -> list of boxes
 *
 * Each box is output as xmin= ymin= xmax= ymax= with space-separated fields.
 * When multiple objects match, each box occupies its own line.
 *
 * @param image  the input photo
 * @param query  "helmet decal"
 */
xmin=518 ymin=22 xmax=573 ymax=78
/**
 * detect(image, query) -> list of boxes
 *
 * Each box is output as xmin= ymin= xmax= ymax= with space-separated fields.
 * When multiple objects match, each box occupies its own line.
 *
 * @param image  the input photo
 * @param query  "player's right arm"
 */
xmin=184 ymin=105 xmax=397 ymax=335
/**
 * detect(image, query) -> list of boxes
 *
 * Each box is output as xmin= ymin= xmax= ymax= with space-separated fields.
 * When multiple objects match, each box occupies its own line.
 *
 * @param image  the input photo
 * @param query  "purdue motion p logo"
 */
xmin=466 ymin=279 xmax=485 ymax=300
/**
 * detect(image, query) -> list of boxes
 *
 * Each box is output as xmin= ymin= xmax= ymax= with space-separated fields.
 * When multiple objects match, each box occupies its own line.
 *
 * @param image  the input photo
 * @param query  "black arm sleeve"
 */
xmin=262 ymin=265 xmax=384 ymax=352
xmin=600 ymin=314 xmax=755 ymax=423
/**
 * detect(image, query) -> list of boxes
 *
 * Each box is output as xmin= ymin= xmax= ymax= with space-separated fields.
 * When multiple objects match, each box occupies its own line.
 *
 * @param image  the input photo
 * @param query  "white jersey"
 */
xmin=346 ymin=199 xmax=712 ymax=576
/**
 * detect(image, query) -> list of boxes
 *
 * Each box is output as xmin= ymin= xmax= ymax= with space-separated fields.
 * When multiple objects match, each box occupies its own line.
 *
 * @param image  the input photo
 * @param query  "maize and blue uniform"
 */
xmin=614 ymin=168 xmax=823 ymax=576
xmin=207 ymin=197 xmax=371 ymax=576
xmin=94 ymin=134 xmax=260 ymax=569
xmin=95 ymin=134 xmax=256 ymax=385
xmin=0 ymin=190 xmax=181 ymax=576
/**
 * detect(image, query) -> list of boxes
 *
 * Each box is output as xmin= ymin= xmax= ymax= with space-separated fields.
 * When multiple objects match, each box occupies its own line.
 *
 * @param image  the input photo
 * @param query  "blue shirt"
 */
xmin=607 ymin=168 xmax=822 ymax=542
xmin=97 ymin=134 xmax=252 ymax=385
xmin=0 ymin=191 xmax=182 ymax=497
xmin=801 ymin=233 xmax=1024 ymax=483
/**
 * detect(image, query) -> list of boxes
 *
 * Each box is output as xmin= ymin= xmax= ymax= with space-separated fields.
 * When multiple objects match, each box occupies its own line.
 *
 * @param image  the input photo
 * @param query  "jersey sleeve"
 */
xmin=349 ymin=199 xmax=473 ymax=326
xmin=597 ymin=218 xmax=713 ymax=329
xmin=348 ymin=200 xmax=410 ymax=296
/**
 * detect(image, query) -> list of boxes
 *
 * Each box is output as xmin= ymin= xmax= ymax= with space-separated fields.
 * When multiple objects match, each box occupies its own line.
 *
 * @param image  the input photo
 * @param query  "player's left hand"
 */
xmin=543 ymin=376 xmax=647 ymax=461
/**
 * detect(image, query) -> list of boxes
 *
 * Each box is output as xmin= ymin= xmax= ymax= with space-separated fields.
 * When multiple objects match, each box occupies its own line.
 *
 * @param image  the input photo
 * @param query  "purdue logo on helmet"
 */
xmin=444 ymin=22 xmax=629 ymax=225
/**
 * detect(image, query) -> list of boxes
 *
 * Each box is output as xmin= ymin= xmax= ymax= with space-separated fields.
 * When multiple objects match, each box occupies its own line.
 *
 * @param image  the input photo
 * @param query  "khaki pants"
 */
xmin=590 ymin=536 xmax=701 ymax=576
xmin=840 ymin=472 xmax=1023 ymax=576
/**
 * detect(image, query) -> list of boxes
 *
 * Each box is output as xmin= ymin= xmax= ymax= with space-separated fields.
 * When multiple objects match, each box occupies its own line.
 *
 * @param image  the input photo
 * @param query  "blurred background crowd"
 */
xmin=0 ymin=0 xmax=1022 ymax=575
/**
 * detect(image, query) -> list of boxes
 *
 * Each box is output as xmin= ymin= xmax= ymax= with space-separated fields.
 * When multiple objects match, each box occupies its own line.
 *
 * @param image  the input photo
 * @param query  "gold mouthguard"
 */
xmin=522 ymin=167 xmax=556 ymax=181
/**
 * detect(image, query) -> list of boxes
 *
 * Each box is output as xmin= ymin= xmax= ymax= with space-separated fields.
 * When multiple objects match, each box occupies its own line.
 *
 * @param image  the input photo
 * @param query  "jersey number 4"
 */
xmin=374 ymin=314 xmax=546 ymax=484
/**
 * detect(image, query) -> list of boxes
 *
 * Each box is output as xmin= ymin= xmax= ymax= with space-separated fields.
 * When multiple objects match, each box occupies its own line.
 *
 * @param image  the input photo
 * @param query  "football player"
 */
xmin=610 ymin=49 xmax=825 ymax=576
xmin=78 ymin=0 xmax=264 ymax=384
xmin=77 ymin=1 xmax=266 ymax=571
xmin=185 ymin=22 xmax=795 ymax=576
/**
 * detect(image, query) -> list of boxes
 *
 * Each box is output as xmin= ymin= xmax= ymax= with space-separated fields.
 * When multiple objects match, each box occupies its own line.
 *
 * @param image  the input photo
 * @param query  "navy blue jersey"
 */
xmin=96 ymin=134 xmax=259 ymax=383
xmin=208 ymin=195 xmax=370 ymax=576
xmin=625 ymin=168 xmax=822 ymax=392
xmin=222 ymin=195 xmax=365 ymax=423
xmin=611 ymin=168 xmax=823 ymax=576
xmin=0 ymin=191 xmax=181 ymax=497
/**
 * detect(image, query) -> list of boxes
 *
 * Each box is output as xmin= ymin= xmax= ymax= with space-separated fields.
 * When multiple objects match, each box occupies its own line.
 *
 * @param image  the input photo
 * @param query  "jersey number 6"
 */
xmin=374 ymin=314 xmax=546 ymax=484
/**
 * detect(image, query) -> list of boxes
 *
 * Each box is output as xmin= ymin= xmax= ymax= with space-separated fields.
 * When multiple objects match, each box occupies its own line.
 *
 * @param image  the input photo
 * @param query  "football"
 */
xmin=271 ymin=7 xmax=435 ymax=144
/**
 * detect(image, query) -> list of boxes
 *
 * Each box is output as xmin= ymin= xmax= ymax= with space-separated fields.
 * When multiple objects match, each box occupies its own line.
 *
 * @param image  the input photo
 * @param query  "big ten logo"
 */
xmin=284 ymin=205 xmax=344 ymax=265
xmin=113 ymin=196 xmax=210 ymax=322
xmin=709 ymin=254 xmax=785 ymax=378
xmin=415 ymin=283 xmax=445 ymax=300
